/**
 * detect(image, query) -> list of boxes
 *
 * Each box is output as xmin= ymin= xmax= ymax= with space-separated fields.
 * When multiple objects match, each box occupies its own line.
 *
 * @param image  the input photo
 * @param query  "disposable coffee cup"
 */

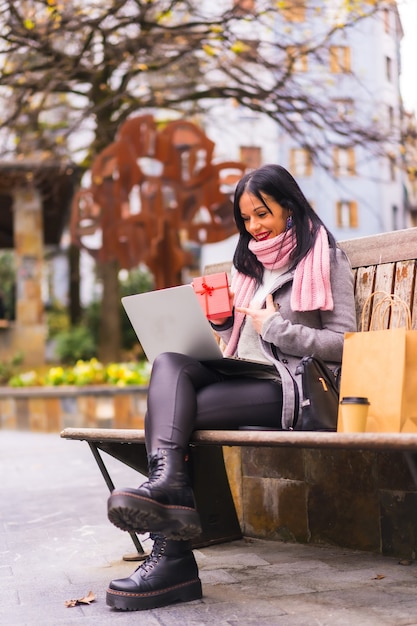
xmin=340 ymin=397 xmax=370 ymax=433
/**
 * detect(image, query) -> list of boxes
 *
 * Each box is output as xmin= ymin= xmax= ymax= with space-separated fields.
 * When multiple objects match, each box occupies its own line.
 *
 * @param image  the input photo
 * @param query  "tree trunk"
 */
xmin=98 ymin=258 xmax=121 ymax=363
xmin=68 ymin=244 xmax=81 ymax=325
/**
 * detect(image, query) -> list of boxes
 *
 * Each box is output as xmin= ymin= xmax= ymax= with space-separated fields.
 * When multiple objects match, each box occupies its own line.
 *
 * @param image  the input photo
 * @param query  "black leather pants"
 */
xmin=145 ymin=352 xmax=283 ymax=453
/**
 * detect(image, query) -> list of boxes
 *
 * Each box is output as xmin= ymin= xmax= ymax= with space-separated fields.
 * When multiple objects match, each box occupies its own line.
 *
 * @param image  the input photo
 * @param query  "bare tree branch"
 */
xmin=0 ymin=0 xmax=392 ymax=168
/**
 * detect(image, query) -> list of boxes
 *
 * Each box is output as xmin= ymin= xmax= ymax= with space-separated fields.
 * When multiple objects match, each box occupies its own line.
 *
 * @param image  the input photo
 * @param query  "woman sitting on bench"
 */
xmin=105 ymin=163 xmax=356 ymax=612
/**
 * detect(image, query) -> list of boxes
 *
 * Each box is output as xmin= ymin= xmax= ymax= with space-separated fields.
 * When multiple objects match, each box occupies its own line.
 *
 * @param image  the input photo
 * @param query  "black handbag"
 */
xmin=294 ymin=356 xmax=340 ymax=431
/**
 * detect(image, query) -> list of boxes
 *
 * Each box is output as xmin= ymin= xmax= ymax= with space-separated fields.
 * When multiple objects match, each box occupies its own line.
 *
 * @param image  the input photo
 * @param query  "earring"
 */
xmin=286 ymin=215 xmax=293 ymax=230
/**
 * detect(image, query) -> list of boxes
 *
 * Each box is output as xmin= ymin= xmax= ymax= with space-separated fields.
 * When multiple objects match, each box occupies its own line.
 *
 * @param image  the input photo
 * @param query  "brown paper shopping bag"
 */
xmin=338 ymin=293 xmax=417 ymax=433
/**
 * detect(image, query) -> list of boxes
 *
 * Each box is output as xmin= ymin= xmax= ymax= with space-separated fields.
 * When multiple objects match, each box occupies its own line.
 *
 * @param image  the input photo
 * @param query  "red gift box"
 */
xmin=192 ymin=272 xmax=232 ymax=321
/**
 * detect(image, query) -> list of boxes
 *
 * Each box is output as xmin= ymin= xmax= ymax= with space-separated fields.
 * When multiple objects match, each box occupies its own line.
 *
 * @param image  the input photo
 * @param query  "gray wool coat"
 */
xmin=215 ymin=247 xmax=357 ymax=430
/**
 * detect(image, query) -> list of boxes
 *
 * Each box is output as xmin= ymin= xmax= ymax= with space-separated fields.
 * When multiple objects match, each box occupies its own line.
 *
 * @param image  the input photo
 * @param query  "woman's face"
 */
xmin=239 ymin=191 xmax=289 ymax=241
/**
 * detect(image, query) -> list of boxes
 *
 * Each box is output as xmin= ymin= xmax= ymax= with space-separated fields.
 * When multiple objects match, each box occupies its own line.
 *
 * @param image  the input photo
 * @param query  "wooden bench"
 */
xmin=61 ymin=227 xmax=417 ymax=558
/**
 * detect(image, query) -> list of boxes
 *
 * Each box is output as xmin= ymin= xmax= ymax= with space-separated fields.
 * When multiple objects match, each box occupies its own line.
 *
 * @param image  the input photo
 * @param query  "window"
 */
xmin=240 ymin=146 xmax=262 ymax=170
xmin=281 ymin=0 xmax=306 ymax=22
xmin=333 ymin=147 xmax=355 ymax=177
xmin=290 ymin=148 xmax=312 ymax=177
xmin=407 ymin=166 xmax=417 ymax=182
xmin=336 ymin=201 xmax=358 ymax=228
xmin=386 ymin=57 xmax=392 ymax=82
xmin=330 ymin=46 xmax=351 ymax=73
xmin=287 ymin=46 xmax=308 ymax=72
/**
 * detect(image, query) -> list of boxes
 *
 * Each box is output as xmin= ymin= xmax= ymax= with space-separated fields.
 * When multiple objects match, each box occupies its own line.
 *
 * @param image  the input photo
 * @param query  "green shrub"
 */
xmin=49 ymin=265 xmax=154 ymax=363
xmin=120 ymin=266 xmax=154 ymax=351
xmin=54 ymin=325 xmax=97 ymax=364
xmin=46 ymin=300 xmax=70 ymax=338
xmin=0 ymin=352 xmax=24 ymax=384
xmin=83 ymin=300 xmax=100 ymax=348
xmin=81 ymin=266 xmax=154 ymax=354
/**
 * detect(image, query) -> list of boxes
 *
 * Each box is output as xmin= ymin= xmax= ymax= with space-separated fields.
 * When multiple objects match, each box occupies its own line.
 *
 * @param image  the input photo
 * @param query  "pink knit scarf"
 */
xmin=223 ymin=226 xmax=333 ymax=356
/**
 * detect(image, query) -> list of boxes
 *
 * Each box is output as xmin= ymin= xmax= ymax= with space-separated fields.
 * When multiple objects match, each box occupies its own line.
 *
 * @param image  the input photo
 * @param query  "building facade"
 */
xmin=204 ymin=0 xmax=406 ymax=248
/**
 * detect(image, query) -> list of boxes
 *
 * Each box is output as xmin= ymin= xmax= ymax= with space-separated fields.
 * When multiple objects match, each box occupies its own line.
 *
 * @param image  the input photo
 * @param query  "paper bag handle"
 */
xmin=361 ymin=291 xmax=412 ymax=331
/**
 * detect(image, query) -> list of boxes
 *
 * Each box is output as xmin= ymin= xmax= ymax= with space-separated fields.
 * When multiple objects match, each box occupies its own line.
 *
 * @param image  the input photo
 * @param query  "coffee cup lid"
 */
xmin=340 ymin=396 xmax=370 ymax=405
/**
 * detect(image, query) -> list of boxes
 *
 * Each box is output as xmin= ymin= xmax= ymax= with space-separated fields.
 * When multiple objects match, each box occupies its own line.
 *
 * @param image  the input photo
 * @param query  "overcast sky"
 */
xmin=398 ymin=0 xmax=417 ymax=114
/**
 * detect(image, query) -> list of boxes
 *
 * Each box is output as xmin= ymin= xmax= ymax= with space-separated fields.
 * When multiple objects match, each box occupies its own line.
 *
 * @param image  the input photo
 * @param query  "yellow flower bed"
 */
xmin=8 ymin=358 xmax=151 ymax=387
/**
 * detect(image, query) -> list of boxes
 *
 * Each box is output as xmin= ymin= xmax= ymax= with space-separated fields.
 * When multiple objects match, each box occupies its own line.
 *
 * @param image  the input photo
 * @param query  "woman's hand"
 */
xmin=236 ymin=294 xmax=278 ymax=334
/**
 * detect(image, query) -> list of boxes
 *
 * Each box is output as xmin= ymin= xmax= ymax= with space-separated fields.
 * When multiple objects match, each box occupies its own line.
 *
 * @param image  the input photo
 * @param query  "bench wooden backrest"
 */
xmin=339 ymin=228 xmax=417 ymax=330
xmin=205 ymin=227 xmax=417 ymax=332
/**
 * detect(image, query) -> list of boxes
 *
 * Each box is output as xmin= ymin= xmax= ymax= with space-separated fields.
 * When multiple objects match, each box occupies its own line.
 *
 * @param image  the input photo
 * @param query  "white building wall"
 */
xmin=202 ymin=0 xmax=405 ymax=256
xmin=205 ymin=105 xmax=280 ymax=165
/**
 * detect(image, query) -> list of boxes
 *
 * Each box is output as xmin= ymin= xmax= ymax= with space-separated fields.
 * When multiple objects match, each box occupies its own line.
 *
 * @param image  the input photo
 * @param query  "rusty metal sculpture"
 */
xmin=71 ymin=115 xmax=246 ymax=288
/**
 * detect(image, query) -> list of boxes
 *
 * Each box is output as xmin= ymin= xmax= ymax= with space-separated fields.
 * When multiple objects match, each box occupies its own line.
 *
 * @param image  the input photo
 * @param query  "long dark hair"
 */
xmin=233 ymin=164 xmax=336 ymax=284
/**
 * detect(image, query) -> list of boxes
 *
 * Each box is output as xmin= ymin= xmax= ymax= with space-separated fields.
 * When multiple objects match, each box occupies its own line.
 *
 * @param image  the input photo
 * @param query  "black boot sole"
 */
xmin=106 ymin=578 xmax=202 ymax=611
xmin=107 ymin=491 xmax=202 ymax=540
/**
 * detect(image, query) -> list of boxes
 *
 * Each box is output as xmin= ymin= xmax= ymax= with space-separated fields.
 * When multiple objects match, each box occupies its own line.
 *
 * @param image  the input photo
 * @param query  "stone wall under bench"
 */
xmin=0 ymin=386 xmax=147 ymax=431
xmin=235 ymin=446 xmax=417 ymax=560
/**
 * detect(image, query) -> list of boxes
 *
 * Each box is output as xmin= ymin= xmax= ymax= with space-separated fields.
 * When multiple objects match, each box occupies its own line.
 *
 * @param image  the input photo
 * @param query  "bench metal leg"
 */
xmin=87 ymin=442 xmax=146 ymax=558
xmin=92 ymin=441 xmax=243 ymax=549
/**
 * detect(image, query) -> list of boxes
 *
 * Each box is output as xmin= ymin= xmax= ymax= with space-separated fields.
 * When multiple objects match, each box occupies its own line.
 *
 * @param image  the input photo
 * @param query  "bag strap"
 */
xmin=361 ymin=291 xmax=412 ymax=331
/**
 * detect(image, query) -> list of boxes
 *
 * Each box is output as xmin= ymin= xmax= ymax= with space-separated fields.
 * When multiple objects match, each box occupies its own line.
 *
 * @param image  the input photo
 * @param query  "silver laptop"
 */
xmin=121 ymin=285 xmax=277 ymax=378
xmin=122 ymin=284 xmax=223 ymax=363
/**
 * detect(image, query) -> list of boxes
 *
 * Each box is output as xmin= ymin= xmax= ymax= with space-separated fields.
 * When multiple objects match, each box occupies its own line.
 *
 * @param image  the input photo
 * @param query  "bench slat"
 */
xmin=354 ymin=266 xmax=376 ymax=330
xmin=61 ymin=427 xmax=146 ymax=444
xmin=61 ymin=427 xmax=417 ymax=452
xmin=374 ymin=263 xmax=395 ymax=327
xmin=339 ymin=227 xmax=417 ymax=267
xmin=392 ymin=260 xmax=416 ymax=326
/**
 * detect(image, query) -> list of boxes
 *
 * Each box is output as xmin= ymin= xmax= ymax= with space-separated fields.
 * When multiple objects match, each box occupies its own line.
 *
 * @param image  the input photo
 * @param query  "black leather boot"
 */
xmin=107 ymin=448 xmax=202 ymax=540
xmin=106 ymin=535 xmax=202 ymax=611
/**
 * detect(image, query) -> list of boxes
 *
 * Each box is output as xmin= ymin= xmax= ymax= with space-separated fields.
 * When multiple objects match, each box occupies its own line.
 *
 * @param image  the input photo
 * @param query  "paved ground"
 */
xmin=2 ymin=430 xmax=417 ymax=626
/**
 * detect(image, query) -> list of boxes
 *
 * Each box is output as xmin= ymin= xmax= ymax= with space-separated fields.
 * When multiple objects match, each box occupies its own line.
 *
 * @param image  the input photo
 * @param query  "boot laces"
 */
xmin=141 ymin=535 xmax=166 ymax=573
xmin=146 ymin=452 xmax=167 ymax=485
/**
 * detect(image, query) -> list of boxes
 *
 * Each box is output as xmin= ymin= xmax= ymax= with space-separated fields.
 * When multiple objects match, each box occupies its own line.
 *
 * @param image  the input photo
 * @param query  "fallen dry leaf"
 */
xmin=65 ymin=591 xmax=96 ymax=607
xmin=372 ymin=574 xmax=385 ymax=580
